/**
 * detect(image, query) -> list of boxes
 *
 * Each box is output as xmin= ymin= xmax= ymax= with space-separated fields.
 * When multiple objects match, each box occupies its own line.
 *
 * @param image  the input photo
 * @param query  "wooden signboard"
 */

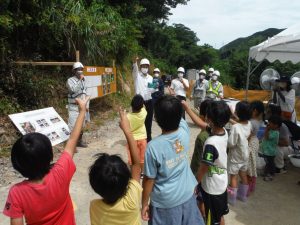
xmin=83 ymin=66 xmax=117 ymax=99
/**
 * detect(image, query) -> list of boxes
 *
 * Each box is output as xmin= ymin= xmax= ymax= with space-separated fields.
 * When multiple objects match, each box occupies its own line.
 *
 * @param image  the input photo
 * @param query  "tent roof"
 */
xmin=249 ymin=23 xmax=300 ymax=64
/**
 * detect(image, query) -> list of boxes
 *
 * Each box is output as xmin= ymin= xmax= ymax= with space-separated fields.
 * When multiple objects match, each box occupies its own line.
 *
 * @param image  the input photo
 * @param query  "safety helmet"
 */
xmin=199 ymin=69 xmax=206 ymax=75
xmin=153 ymin=68 xmax=160 ymax=73
xmin=208 ymin=67 xmax=214 ymax=72
xmin=213 ymin=70 xmax=220 ymax=76
xmin=73 ymin=62 xmax=84 ymax=70
xmin=177 ymin=67 xmax=185 ymax=73
xmin=140 ymin=58 xmax=150 ymax=66
xmin=291 ymin=76 xmax=300 ymax=85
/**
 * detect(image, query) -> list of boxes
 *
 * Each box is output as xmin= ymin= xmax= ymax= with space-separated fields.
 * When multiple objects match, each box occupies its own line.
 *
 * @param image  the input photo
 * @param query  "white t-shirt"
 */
xmin=132 ymin=63 xmax=154 ymax=101
xmin=228 ymin=122 xmax=252 ymax=164
xmin=170 ymin=78 xmax=189 ymax=97
xmin=201 ymin=129 xmax=228 ymax=195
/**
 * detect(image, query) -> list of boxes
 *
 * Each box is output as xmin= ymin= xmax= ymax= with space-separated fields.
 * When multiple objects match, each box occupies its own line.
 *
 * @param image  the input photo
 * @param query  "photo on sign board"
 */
xmin=50 ymin=116 xmax=61 ymax=124
xmin=20 ymin=122 xmax=36 ymax=134
xmin=62 ymin=127 xmax=70 ymax=135
xmin=41 ymin=119 xmax=50 ymax=127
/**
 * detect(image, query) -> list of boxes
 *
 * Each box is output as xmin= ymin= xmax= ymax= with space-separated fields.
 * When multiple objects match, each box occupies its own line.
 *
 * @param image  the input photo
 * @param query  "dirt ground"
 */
xmin=1 ymin=110 xmax=300 ymax=225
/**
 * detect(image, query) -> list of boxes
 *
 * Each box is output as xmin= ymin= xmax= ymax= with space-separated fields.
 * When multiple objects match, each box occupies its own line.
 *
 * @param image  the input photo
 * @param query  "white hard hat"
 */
xmin=140 ymin=58 xmax=150 ymax=66
xmin=153 ymin=68 xmax=160 ymax=73
xmin=199 ymin=69 xmax=206 ymax=75
xmin=208 ymin=67 xmax=214 ymax=72
xmin=213 ymin=70 xmax=220 ymax=76
xmin=73 ymin=62 xmax=84 ymax=70
xmin=291 ymin=76 xmax=300 ymax=85
xmin=177 ymin=67 xmax=185 ymax=73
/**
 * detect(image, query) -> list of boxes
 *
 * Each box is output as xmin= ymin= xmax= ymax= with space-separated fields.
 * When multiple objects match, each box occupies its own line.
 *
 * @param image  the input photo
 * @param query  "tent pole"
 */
xmin=245 ymin=59 xmax=251 ymax=100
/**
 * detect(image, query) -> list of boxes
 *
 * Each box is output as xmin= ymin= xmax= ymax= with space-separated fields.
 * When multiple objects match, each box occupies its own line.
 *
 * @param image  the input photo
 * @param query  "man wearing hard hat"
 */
xmin=169 ymin=67 xmax=189 ymax=119
xmin=205 ymin=70 xmax=224 ymax=100
xmin=132 ymin=57 xmax=155 ymax=142
xmin=191 ymin=69 xmax=208 ymax=110
xmin=67 ymin=62 xmax=89 ymax=147
xmin=151 ymin=68 xmax=164 ymax=105
xmin=207 ymin=67 xmax=214 ymax=80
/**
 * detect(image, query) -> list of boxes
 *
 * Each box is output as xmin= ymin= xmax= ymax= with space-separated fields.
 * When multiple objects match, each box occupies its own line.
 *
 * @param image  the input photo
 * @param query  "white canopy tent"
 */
xmin=246 ymin=23 xmax=300 ymax=99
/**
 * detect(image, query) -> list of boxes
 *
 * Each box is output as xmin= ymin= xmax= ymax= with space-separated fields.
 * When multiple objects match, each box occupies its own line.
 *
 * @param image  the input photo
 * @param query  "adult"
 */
xmin=67 ymin=62 xmax=89 ymax=147
xmin=191 ymin=69 xmax=208 ymax=110
xmin=207 ymin=67 xmax=214 ymax=80
xmin=169 ymin=67 xmax=189 ymax=119
xmin=151 ymin=68 xmax=164 ymax=105
xmin=132 ymin=57 xmax=155 ymax=142
xmin=205 ymin=70 xmax=224 ymax=100
xmin=273 ymin=75 xmax=297 ymax=123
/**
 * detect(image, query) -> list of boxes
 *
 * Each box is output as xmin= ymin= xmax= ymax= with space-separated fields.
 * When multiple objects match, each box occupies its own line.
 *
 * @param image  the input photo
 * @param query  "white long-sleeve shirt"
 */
xmin=132 ymin=62 xmax=154 ymax=101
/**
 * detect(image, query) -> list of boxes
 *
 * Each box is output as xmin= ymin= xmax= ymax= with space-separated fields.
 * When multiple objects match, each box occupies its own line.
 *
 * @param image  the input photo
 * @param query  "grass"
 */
xmin=0 ymin=147 xmax=11 ymax=158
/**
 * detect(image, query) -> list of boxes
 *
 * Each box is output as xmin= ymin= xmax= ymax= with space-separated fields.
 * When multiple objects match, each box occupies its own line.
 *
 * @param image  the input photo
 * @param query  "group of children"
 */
xmin=2 ymin=92 xmax=287 ymax=225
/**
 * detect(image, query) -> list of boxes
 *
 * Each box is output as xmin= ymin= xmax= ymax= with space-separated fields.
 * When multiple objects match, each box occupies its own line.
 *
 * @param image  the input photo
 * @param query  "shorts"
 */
xmin=200 ymin=185 xmax=229 ymax=225
xmin=149 ymin=195 xmax=204 ymax=225
xmin=126 ymin=139 xmax=147 ymax=164
xmin=228 ymin=161 xmax=248 ymax=175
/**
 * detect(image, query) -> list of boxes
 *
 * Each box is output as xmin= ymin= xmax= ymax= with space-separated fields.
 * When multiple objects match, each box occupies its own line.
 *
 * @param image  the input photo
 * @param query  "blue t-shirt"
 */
xmin=144 ymin=119 xmax=197 ymax=208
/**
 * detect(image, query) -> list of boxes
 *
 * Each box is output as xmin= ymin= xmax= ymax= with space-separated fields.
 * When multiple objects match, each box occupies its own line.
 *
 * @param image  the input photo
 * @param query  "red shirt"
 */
xmin=3 ymin=152 xmax=76 ymax=225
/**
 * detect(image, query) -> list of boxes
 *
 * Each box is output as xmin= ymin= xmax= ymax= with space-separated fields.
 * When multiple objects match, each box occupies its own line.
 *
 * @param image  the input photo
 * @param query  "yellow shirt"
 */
xmin=90 ymin=179 xmax=142 ymax=225
xmin=127 ymin=107 xmax=147 ymax=140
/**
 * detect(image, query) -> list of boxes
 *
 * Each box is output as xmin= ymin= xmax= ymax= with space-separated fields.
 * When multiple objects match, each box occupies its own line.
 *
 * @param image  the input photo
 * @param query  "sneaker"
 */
xmin=275 ymin=167 xmax=287 ymax=174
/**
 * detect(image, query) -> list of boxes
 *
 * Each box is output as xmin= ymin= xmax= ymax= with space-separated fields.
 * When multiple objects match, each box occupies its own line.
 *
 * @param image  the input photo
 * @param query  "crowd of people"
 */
xmin=2 ymin=59 xmax=299 ymax=225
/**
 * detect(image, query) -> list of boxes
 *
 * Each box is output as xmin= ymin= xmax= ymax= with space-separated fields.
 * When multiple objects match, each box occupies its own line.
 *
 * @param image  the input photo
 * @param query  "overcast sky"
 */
xmin=169 ymin=0 xmax=300 ymax=48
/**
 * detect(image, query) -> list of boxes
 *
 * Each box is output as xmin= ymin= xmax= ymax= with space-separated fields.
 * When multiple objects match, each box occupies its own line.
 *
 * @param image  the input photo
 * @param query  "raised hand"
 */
xmin=75 ymin=96 xmax=90 ymax=112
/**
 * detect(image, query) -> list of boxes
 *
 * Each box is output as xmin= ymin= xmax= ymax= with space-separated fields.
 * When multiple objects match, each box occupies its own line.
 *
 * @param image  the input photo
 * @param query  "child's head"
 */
xmin=11 ymin=133 xmax=53 ymax=180
xmin=266 ymin=104 xmax=281 ymax=119
xmin=250 ymin=100 xmax=264 ymax=119
xmin=199 ymin=99 xmax=212 ymax=118
xmin=154 ymin=95 xmax=182 ymax=132
xmin=89 ymin=153 xmax=131 ymax=205
xmin=131 ymin=94 xmax=144 ymax=112
xmin=206 ymin=101 xmax=231 ymax=128
xmin=268 ymin=115 xmax=282 ymax=130
xmin=235 ymin=101 xmax=251 ymax=121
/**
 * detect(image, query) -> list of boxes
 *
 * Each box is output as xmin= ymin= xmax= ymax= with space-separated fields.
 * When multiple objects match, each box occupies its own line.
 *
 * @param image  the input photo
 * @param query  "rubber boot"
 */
xmin=227 ymin=186 xmax=238 ymax=206
xmin=237 ymin=184 xmax=249 ymax=202
xmin=77 ymin=132 xmax=88 ymax=148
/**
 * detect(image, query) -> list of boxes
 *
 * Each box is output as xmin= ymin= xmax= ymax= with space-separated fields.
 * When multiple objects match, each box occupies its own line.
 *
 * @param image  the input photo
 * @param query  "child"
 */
xmin=3 ymin=96 xmax=90 ymax=225
xmin=190 ymin=100 xmax=212 ymax=218
xmin=247 ymin=101 xmax=265 ymax=195
xmin=89 ymin=107 xmax=142 ymax=225
xmin=197 ymin=101 xmax=231 ymax=225
xmin=261 ymin=115 xmax=282 ymax=181
xmin=142 ymin=95 xmax=204 ymax=225
xmin=227 ymin=101 xmax=252 ymax=205
xmin=126 ymin=94 xmax=147 ymax=175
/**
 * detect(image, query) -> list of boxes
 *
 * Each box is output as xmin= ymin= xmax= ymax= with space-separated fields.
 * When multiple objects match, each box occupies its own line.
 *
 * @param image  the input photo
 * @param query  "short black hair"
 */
xmin=206 ymin=101 xmax=231 ymax=128
xmin=268 ymin=104 xmax=281 ymax=117
xmin=131 ymin=94 xmax=144 ymax=112
xmin=235 ymin=101 xmax=251 ymax=121
xmin=154 ymin=95 xmax=182 ymax=131
xmin=11 ymin=133 xmax=53 ymax=180
xmin=268 ymin=115 xmax=282 ymax=127
xmin=89 ymin=153 xmax=131 ymax=205
xmin=250 ymin=100 xmax=264 ymax=115
xmin=200 ymin=99 xmax=212 ymax=117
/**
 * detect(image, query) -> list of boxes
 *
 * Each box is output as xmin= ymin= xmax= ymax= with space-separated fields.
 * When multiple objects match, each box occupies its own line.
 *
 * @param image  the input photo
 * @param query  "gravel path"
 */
xmin=1 ymin=112 xmax=300 ymax=225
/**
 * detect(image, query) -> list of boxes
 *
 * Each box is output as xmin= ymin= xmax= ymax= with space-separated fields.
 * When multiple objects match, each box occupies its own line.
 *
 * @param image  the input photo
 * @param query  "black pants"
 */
xmin=264 ymin=155 xmax=275 ymax=176
xmin=144 ymin=100 xmax=153 ymax=142
xmin=176 ymin=95 xmax=186 ymax=119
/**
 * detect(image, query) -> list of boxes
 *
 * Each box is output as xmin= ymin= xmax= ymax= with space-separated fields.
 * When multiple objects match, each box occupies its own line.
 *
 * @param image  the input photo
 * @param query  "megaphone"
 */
xmin=291 ymin=71 xmax=300 ymax=97
xmin=259 ymin=68 xmax=280 ymax=90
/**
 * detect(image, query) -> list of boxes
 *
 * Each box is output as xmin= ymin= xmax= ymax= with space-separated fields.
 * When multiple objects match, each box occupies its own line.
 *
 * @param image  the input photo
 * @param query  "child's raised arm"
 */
xmin=65 ymin=96 xmax=90 ymax=157
xmin=181 ymin=100 xmax=207 ymax=130
xmin=119 ymin=108 xmax=140 ymax=182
